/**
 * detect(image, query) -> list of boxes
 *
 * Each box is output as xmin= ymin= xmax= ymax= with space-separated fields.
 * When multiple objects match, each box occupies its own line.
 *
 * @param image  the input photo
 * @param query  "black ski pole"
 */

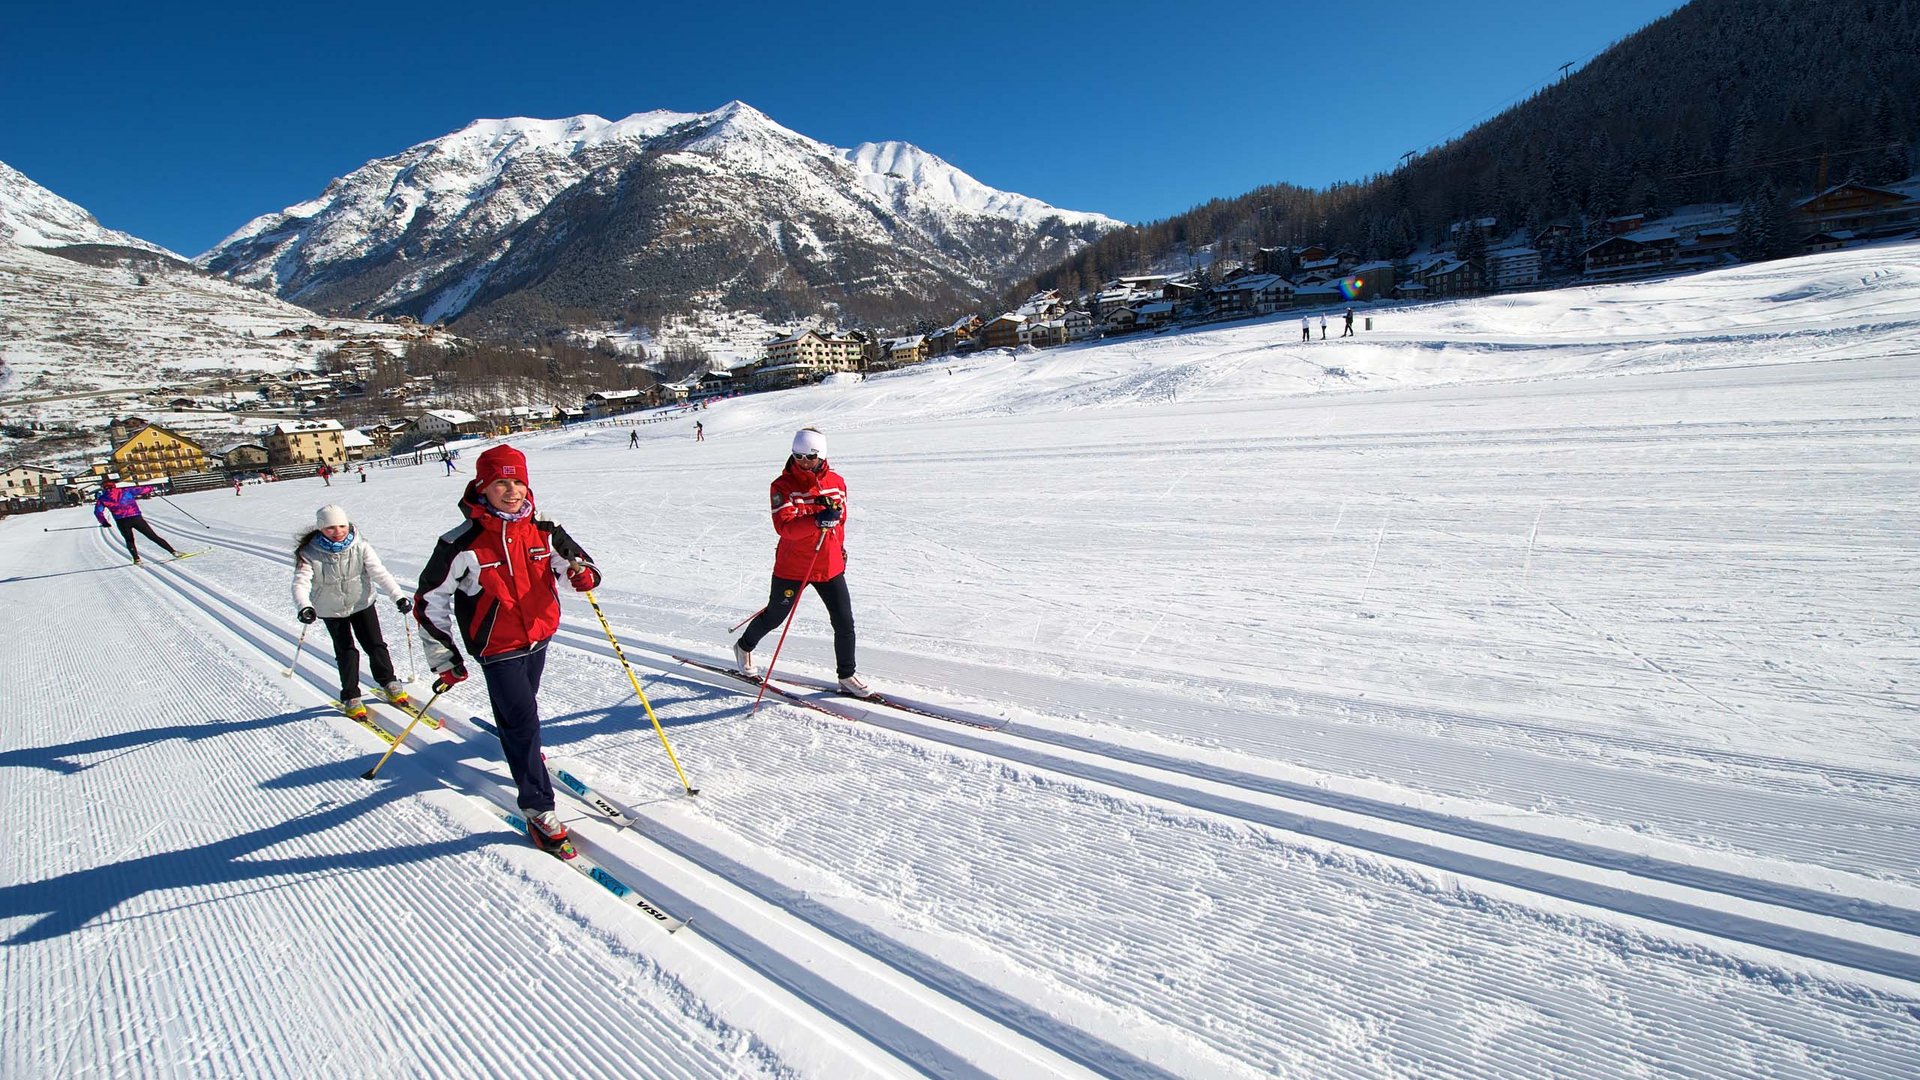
xmin=43 ymin=525 xmax=100 ymax=532
xmin=158 ymin=492 xmax=210 ymax=529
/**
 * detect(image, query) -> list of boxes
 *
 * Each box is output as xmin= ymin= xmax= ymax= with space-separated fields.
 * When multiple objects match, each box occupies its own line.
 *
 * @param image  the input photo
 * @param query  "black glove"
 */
xmin=432 ymin=660 xmax=468 ymax=694
xmin=99 ymin=521 xmax=110 ymax=528
xmin=815 ymin=507 xmax=843 ymax=528
xmin=298 ymin=606 xmax=318 ymax=624
xmin=395 ymin=597 xmax=412 ymax=614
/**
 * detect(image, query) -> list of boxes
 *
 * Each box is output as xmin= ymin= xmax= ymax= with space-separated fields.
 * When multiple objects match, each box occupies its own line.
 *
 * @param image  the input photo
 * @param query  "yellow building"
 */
xmin=266 ymin=420 xmax=347 ymax=468
xmin=110 ymin=424 xmax=208 ymax=483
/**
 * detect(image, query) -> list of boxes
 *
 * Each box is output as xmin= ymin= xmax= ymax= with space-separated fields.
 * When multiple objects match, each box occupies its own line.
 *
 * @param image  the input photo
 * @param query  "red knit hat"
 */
xmin=474 ymin=445 xmax=529 ymax=489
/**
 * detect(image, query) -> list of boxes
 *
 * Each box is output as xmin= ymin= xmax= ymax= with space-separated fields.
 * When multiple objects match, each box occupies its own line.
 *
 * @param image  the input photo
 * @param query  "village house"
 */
xmin=879 ymin=336 xmax=928 ymax=368
xmin=762 ymin=329 xmax=865 ymax=373
xmin=1209 ymin=273 xmax=1297 ymax=316
xmin=1340 ymin=261 xmax=1397 ymax=301
xmin=1795 ymin=182 xmax=1920 ymax=243
xmin=584 ymin=389 xmax=649 ymax=419
xmin=1 ymin=464 xmax=65 ymax=502
xmin=1486 ymin=248 xmax=1541 ymax=290
xmin=980 ymin=314 xmax=1025 ymax=350
xmin=341 ymin=428 xmax=376 ymax=462
xmin=926 ymin=314 xmax=981 ymax=356
xmin=266 ymin=419 xmax=347 ymax=469
xmin=414 ymin=409 xmax=488 ymax=439
xmin=214 ymin=442 xmax=270 ymax=476
xmin=110 ymin=422 xmax=208 ymax=483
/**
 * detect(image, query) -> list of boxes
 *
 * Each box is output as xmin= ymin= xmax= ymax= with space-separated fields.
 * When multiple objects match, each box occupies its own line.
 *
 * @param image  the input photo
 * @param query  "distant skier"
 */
xmin=442 ymin=452 xmax=454 ymax=476
xmin=1342 ymin=308 xmax=1355 ymax=337
xmin=629 ymin=429 xmax=639 ymax=449
xmin=1301 ymin=317 xmax=1311 ymax=343
xmin=293 ymin=504 xmax=412 ymax=721
xmin=93 ymin=477 xmax=180 ymax=564
xmin=731 ymin=427 xmax=870 ymax=698
xmin=414 ymin=445 xmax=602 ymax=858
xmin=234 ymin=477 xmax=243 ymax=497
xmin=317 ymin=462 xmax=333 ymax=486
xmin=1319 ymin=315 xmax=1327 ymax=340
xmin=695 ymin=421 xmax=705 ymax=442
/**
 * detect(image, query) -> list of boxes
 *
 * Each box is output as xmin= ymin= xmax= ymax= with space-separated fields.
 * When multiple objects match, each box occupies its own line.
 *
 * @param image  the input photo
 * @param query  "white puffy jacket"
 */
xmin=292 ymin=533 xmax=405 ymax=619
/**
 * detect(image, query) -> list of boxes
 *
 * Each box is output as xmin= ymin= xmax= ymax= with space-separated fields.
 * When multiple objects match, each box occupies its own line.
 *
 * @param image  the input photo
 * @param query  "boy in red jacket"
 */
xmin=414 ymin=445 xmax=600 ymax=856
xmin=732 ymin=427 xmax=871 ymax=697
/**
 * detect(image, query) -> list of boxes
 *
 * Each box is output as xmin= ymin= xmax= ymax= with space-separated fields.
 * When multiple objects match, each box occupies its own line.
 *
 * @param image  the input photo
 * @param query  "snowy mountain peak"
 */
xmin=843 ymin=140 xmax=1115 ymax=229
xmin=196 ymin=102 xmax=1124 ymax=331
xmin=0 ymin=160 xmax=177 ymax=256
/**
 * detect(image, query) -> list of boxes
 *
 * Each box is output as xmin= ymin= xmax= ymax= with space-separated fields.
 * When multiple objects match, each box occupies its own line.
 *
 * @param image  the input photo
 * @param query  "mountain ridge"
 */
xmin=196 ymin=102 xmax=1122 ymax=337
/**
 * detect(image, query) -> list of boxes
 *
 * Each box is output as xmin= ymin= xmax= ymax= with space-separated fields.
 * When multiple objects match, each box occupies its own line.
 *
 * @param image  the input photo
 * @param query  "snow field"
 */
xmin=6 ymin=242 xmax=1920 ymax=1076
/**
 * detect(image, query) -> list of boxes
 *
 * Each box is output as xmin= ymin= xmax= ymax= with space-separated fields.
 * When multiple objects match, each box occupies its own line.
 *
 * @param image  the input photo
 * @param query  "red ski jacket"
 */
xmin=414 ymin=483 xmax=594 ymax=667
xmin=769 ymin=457 xmax=847 ymax=581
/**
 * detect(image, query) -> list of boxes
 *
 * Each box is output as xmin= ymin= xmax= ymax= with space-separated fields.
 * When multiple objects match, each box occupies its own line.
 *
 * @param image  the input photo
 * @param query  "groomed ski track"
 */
xmin=7 ymin=274 xmax=1920 ymax=1075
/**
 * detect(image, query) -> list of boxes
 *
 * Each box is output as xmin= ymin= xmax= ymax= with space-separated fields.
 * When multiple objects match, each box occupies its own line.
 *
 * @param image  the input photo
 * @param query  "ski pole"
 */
xmin=361 ymin=685 xmax=449 ymax=780
xmin=729 ymin=606 xmax=765 ymax=633
xmin=403 ymin=610 xmax=418 ymax=683
xmin=752 ymin=530 xmax=826 ymax=717
xmin=283 ymin=623 xmax=310 ymax=677
xmin=584 ymin=589 xmax=698 ymax=795
xmin=43 ymin=525 xmax=100 ymax=532
xmin=158 ymin=492 xmax=210 ymax=528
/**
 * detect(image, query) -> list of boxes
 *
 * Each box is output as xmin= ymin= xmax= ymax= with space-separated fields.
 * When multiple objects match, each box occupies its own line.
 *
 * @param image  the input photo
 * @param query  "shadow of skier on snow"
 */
xmin=0 ymin=708 xmax=325 ymax=776
xmin=0 ymin=772 xmax=495 ymax=945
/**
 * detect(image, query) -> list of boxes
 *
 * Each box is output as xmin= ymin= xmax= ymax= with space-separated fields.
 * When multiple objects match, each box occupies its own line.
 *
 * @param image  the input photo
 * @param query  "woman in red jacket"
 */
xmin=733 ymin=427 xmax=871 ymax=696
xmin=414 ymin=444 xmax=600 ymax=856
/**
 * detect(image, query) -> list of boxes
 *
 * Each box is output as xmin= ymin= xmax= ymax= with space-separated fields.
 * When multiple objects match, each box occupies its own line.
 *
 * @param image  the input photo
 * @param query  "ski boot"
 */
xmin=526 ymin=809 xmax=576 ymax=859
xmin=340 ymin=697 xmax=369 ymax=721
xmin=383 ymin=681 xmax=412 ymax=709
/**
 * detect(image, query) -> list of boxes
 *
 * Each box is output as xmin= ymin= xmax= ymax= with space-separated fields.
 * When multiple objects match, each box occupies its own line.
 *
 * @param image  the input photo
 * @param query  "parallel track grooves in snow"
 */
xmin=127 ymin=535 xmax=1175 ymax=1080
xmin=164 ymin=524 xmax=1920 ymax=986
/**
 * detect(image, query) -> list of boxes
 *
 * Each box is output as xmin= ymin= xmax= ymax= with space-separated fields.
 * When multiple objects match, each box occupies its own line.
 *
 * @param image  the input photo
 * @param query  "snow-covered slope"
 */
xmin=0 ymin=160 xmax=178 ymax=256
xmin=195 ymin=102 xmax=1124 ymax=332
xmin=0 ymin=163 xmax=432 ymax=464
xmin=4 ymin=240 xmax=1917 ymax=1077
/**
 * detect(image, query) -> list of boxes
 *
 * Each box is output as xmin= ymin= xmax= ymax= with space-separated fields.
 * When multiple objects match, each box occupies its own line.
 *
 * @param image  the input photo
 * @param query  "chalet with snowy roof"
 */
xmin=1795 ymin=183 xmax=1920 ymax=241
xmin=1 ymin=464 xmax=65 ymax=501
xmin=1340 ymin=262 xmax=1396 ymax=301
xmin=214 ymin=442 xmax=270 ymax=474
xmin=1486 ymin=248 xmax=1540 ymax=291
xmin=981 ymin=314 xmax=1025 ymax=350
xmin=1130 ymin=300 xmax=1175 ymax=330
xmin=879 ymin=336 xmax=927 ymax=368
xmin=340 ymin=428 xmax=376 ymax=461
xmin=926 ymin=315 xmax=981 ymax=356
xmin=762 ymin=329 xmax=864 ymax=372
xmin=266 ymin=419 xmax=346 ymax=469
xmin=110 ymin=423 xmax=208 ymax=483
xmin=584 ymin=389 xmax=648 ymax=418
xmin=1209 ymin=273 xmax=1296 ymax=316
xmin=414 ymin=409 xmax=487 ymax=438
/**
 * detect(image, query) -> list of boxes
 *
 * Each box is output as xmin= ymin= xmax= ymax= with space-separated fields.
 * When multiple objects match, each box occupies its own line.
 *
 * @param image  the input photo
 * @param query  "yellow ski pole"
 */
xmin=584 ymin=589 xmax=698 ymax=795
xmin=361 ymin=685 xmax=449 ymax=780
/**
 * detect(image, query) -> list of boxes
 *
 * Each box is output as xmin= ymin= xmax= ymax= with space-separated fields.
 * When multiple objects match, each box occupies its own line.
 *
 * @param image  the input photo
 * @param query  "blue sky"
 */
xmin=1 ymin=0 xmax=1685 ymax=257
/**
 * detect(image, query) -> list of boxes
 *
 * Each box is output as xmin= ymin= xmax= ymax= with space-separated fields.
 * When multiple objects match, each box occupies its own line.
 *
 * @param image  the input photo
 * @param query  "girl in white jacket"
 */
xmin=293 ymin=504 xmax=412 ymax=720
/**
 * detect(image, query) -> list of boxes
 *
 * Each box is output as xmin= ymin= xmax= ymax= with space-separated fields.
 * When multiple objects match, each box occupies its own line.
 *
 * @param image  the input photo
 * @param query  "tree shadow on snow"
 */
xmin=0 ymin=759 xmax=496 ymax=946
xmin=0 ymin=708 xmax=323 ymax=776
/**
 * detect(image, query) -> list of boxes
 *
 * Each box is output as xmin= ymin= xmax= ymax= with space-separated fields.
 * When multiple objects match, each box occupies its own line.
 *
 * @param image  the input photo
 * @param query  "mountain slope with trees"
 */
xmin=1018 ymin=0 xmax=1919 ymax=300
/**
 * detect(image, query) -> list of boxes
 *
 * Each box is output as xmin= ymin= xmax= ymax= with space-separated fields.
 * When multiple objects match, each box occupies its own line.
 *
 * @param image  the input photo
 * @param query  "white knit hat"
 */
xmin=791 ymin=428 xmax=826 ymax=457
xmin=315 ymin=504 xmax=350 ymax=528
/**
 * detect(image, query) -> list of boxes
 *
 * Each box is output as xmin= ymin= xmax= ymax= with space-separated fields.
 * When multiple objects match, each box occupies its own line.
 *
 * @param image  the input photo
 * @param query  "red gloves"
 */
xmin=432 ymin=661 xmax=468 ymax=694
xmin=567 ymin=561 xmax=601 ymax=592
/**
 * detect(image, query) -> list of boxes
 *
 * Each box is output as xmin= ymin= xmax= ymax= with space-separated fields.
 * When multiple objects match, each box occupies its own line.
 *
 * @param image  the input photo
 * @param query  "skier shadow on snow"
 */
xmin=0 ymin=708 xmax=325 ymax=776
xmin=537 ymin=678 xmax=747 ymax=745
xmin=0 ymin=761 xmax=494 ymax=946
xmin=0 ymin=563 xmax=146 ymax=585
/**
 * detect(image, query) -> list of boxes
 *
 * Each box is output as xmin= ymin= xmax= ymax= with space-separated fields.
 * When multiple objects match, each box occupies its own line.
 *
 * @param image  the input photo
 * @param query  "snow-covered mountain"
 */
xmin=0 ymin=160 xmax=178 ymax=258
xmin=0 ymin=161 xmax=431 ymax=467
xmin=196 ymin=102 xmax=1124 ymax=335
